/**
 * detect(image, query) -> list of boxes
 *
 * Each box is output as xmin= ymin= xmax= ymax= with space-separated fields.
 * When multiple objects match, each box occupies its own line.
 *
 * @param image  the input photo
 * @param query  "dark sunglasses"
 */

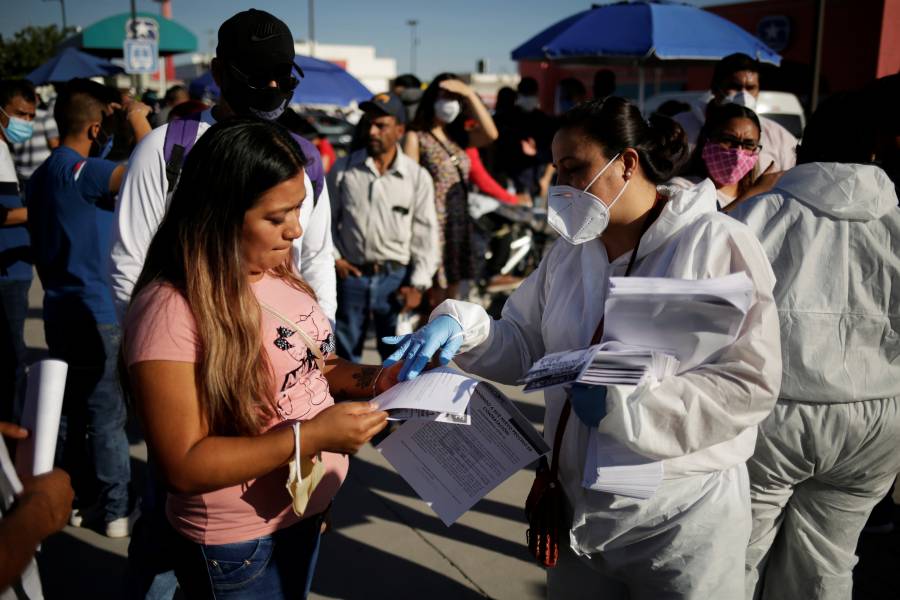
xmin=227 ymin=61 xmax=303 ymax=93
xmin=712 ymin=133 xmax=762 ymax=153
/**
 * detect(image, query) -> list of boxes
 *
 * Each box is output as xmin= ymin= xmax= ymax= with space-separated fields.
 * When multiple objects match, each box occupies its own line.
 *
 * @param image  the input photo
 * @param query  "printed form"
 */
xmin=377 ymin=380 xmax=549 ymax=526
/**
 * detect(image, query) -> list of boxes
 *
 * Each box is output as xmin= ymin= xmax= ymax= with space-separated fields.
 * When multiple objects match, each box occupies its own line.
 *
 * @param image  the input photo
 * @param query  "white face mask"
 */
xmin=434 ymin=98 xmax=461 ymax=124
xmin=547 ymin=153 xmax=628 ymax=245
xmin=516 ymin=95 xmax=540 ymax=112
xmin=727 ymin=90 xmax=757 ymax=112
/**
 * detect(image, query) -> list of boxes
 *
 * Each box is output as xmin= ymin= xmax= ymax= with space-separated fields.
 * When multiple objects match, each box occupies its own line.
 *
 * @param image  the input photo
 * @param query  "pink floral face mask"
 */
xmin=702 ymin=143 xmax=759 ymax=185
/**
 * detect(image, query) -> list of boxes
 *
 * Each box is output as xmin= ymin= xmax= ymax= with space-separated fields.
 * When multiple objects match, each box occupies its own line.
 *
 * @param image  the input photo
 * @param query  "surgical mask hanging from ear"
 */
xmin=0 ymin=107 xmax=34 ymax=144
xmin=547 ymin=153 xmax=629 ymax=245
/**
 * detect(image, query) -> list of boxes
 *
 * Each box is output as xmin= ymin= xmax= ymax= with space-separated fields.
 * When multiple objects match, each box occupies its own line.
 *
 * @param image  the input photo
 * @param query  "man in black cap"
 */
xmin=110 ymin=8 xmax=336 ymax=327
xmin=328 ymin=93 xmax=439 ymax=362
xmin=113 ymin=10 xmax=338 ymax=600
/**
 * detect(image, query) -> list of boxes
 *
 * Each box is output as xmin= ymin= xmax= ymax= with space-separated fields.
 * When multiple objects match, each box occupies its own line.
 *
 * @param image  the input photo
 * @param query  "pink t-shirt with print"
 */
xmin=124 ymin=274 xmax=347 ymax=545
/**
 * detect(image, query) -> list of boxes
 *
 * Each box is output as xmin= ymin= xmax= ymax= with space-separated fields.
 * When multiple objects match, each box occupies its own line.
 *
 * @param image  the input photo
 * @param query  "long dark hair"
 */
xmin=128 ymin=118 xmax=312 ymax=436
xmin=410 ymin=72 xmax=470 ymax=148
xmin=556 ymin=96 xmax=689 ymax=184
xmin=685 ymin=101 xmax=761 ymax=195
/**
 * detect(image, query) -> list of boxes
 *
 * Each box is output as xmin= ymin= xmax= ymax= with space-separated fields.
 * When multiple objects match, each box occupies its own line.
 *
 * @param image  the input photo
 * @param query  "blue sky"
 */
xmin=6 ymin=0 xmax=745 ymax=79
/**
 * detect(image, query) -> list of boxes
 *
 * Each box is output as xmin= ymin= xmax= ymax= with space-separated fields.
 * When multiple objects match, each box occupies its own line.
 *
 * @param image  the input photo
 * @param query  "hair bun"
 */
xmin=642 ymin=114 xmax=690 ymax=182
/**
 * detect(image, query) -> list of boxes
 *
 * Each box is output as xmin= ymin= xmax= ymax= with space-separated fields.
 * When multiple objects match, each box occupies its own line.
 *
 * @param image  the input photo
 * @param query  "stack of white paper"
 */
xmin=603 ymin=272 xmax=754 ymax=371
xmin=583 ymin=430 xmax=663 ymax=499
xmin=521 ymin=342 xmax=679 ymax=392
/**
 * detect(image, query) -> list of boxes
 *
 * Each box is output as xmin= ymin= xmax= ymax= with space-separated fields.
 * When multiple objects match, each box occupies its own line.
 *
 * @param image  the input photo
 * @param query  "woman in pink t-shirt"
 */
xmin=122 ymin=119 xmax=397 ymax=598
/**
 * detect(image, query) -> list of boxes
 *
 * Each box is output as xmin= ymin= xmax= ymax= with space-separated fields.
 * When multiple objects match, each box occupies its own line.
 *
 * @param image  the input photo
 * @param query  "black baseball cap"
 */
xmin=217 ymin=9 xmax=304 ymax=78
xmin=360 ymin=92 xmax=407 ymax=124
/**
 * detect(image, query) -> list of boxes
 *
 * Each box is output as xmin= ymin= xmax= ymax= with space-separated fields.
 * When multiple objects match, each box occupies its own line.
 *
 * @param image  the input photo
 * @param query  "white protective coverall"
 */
xmin=731 ymin=163 xmax=900 ymax=600
xmin=434 ymin=180 xmax=782 ymax=599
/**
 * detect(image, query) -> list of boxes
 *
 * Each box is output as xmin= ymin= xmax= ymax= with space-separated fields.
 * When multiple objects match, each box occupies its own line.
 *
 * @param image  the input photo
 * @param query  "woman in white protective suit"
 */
xmin=383 ymin=97 xmax=782 ymax=599
xmin=731 ymin=88 xmax=900 ymax=600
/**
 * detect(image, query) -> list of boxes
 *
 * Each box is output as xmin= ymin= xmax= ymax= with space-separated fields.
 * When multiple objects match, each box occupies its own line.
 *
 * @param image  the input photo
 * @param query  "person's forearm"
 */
xmin=158 ymin=426 xmax=307 ymax=495
xmin=465 ymin=92 xmax=499 ymax=141
xmin=325 ymin=358 xmax=381 ymax=400
xmin=129 ymin=115 xmax=152 ymax=143
xmin=1 ymin=207 xmax=26 ymax=226
xmin=0 ymin=496 xmax=52 ymax=589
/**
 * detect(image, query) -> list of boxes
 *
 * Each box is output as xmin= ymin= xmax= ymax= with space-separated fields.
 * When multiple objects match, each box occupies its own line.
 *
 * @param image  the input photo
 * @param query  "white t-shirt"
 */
xmin=0 ymin=142 xmax=18 ymax=185
xmin=108 ymin=110 xmax=337 ymax=323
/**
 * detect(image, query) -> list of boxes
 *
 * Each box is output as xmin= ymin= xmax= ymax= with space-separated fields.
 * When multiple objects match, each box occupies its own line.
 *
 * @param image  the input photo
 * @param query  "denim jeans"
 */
xmin=173 ymin=515 xmax=324 ymax=599
xmin=50 ymin=317 xmax=130 ymax=521
xmin=0 ymin=279 xmax=30 ymax=423
xmin=335 ymin=264 xmax=408 ymax=362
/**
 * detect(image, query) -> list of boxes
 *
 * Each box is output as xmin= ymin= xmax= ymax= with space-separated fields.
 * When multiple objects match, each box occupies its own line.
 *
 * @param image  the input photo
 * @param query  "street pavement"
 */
xmin=22 ymin=277 xmax=900 ymax=599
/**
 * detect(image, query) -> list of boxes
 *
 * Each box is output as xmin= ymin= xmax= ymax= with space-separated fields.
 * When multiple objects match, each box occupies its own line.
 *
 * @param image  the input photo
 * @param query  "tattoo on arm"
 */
xmin=351 ymin=366 xmax=379 ymax=392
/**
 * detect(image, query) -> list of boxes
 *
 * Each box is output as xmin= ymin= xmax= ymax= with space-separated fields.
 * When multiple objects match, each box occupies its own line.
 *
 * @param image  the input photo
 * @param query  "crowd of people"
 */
xmin=0 ymin=6 xmax=898 ymax=600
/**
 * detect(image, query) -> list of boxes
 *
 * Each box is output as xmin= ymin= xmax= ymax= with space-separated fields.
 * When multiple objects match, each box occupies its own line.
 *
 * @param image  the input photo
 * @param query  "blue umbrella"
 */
xmin=512 ymin=1 xmax=780 ymax=107
xmin=291 ymin=55 xmax=371 ymax=106
xmin=189 ymin=55 xmax=371 ymax=107
xmin=25 ymin=47 xmax=123 ymax=84
xmin=188 ymin=71 xmax=219 ymax=101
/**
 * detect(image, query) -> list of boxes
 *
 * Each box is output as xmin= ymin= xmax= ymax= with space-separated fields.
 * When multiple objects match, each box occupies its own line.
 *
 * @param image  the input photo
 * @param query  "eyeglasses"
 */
xmin=227 ymin=62 xmax=301 ymax=93
xmin=712 ymin=134 xmax=762 ymax=154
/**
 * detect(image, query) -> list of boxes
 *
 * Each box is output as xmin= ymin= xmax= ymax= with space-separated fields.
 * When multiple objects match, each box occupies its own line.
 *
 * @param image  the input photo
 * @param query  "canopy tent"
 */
xmin=58 ymin=12 xmax=197 ymax=58
xmin=190 ymin=55 xmax=372 ymax=108
xmin=26 ymin=47 xmax=123 ymax=84
xmin=511 ymin=0 xmax=781 ymax=108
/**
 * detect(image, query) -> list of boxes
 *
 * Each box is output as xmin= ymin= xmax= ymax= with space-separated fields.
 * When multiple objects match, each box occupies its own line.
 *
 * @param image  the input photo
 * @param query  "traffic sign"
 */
xmin=123 ymin=39 xmax=159 ymax=74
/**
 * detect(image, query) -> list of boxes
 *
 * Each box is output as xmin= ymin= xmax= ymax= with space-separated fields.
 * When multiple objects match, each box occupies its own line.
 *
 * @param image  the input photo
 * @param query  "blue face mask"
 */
xmin=0 ymin=107 xmax=34 ymax=144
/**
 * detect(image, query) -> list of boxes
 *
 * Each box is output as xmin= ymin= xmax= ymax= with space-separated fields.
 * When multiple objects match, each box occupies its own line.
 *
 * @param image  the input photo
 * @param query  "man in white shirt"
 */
xmin=329 ymin=93 xmax=439 ymax=361
xmin=675 ymin=53 xmax=797 ymax=173
xmin=108 ymin=9 xmax=336 ymax=324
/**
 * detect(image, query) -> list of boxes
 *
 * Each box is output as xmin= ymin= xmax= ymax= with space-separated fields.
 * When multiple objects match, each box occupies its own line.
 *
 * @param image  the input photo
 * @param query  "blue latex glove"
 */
xmin=570 ymin=383 xmax=608 ymax=428
xmin=382 ymin=315 xmax=464 ymax=381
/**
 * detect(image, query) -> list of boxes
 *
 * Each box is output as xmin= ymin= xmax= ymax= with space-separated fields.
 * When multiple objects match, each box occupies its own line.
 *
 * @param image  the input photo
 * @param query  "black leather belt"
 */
xmin=358 ymin=260 xmax=406 ymax=276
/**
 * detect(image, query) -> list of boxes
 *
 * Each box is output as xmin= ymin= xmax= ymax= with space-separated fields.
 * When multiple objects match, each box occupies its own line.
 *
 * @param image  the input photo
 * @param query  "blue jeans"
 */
xmin=50 ymin=317 xmax=130 ymax=521
xmin=0 ymin=279 xmax=30 ymax=424
xmin=335 ymin=264 xmax=408 ymax=362
xmin=173 ymin=515 xmax=324 ymax=599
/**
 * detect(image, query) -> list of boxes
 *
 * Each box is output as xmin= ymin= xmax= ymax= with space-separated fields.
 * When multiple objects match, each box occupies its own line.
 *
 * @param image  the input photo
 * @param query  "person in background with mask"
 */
xmin=675 ymin=53 xmax=797 ymax=173
xmin=13 ymin=95 xmax=59 ymax=189
xmin=670 ymin=102 xmax=780 ymax=211
xmin=404 ymin=73 xmax=498 ymax=304
xmin=732 ymin=87 xmax=900 ymax=600
xmin=391 ymin=73 xmax=423 ymax=124
xmin=110 ymin=10 xmax=338 ymax=600
xmin=385 ymin=97 xmax=781 ymax=599
xmin=109 ymin=8 xmax=336 ymax=326
xmin=25 ymin=78 xmax=150 ymax=539
xmin=0 ymin=79 xmax=36 ymax=425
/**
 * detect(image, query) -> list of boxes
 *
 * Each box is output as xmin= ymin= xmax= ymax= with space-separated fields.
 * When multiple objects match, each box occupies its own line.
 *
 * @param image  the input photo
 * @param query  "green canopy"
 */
xmin=59 ymin=12 xmax=197 ymax=57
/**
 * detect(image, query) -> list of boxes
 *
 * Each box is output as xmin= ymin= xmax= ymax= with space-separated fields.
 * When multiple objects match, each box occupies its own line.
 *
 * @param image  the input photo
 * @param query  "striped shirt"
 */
xmin=14 ymin=105 xmax=59 ymax=183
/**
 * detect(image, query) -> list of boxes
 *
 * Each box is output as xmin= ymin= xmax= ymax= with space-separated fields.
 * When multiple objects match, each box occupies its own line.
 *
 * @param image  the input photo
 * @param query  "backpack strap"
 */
xmin=289 ymin=133 xmax=324 ymax=209
xmin=164 ymin=114 xmax=203 ymax=195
